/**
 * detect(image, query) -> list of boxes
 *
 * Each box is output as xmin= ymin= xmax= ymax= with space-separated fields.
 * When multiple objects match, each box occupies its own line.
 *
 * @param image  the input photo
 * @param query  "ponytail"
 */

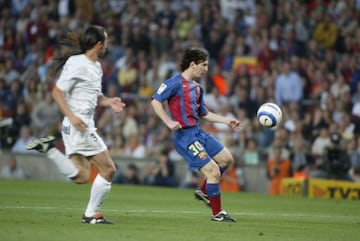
xmin=49 ymin=31 xmax=82 ymax=78
xmin=49 ymin=25 xmax=106 ymax=78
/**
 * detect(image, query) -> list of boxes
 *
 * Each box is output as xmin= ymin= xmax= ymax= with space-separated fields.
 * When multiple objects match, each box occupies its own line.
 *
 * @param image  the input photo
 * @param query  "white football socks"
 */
xmin=84 ymin=174 xmax=111 ymax=217
xmin=46 ymin=148 xmax=79 ymax=178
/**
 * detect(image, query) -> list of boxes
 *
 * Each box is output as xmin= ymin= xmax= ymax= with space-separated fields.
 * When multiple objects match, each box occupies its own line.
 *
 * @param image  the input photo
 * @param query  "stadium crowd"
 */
xmin=1 ymin=0 xmax=360 ymax=192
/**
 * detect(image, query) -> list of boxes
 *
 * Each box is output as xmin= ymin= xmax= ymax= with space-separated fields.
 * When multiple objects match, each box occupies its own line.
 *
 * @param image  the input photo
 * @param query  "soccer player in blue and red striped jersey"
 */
xmin=151 ymin=47 xmax=242 ymax=222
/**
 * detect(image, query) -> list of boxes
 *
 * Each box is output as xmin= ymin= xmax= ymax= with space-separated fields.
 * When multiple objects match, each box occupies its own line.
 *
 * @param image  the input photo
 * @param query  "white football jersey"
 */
xmin=56 ymin=54 xmax=103 ymax=117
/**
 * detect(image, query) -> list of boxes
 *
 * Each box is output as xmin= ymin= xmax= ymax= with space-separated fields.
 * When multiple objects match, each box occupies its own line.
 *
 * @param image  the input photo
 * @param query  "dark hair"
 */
xmin=159 ymin=148 xmax=169 ymax=156
xmin=179 ymin=47 xmax=208 ymax=72
xmin=49 ymin=25 xmax=106 ymax=77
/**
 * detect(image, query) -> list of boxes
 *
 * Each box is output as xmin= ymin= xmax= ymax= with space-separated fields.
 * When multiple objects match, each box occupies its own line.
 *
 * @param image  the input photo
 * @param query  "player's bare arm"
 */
xmin=151 ymin=99 xmax=182 ymax=131
xmin=52 ymin=86 xmax=88 ymax=132
xmin=97 ymin=95 xmax=126 ymax=113
xmin=202 ymin=112 xmax=242 ymax=131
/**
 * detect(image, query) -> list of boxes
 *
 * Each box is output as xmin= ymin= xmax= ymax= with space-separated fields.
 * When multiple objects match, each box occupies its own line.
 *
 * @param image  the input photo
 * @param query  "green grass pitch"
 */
xmin=0 ymin=179 xmax=359 ymax=241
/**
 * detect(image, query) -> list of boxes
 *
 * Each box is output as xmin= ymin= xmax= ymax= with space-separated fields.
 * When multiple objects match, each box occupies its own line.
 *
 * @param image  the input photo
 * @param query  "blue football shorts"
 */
xmin=172 ymin=126 xmax=224 ymax=171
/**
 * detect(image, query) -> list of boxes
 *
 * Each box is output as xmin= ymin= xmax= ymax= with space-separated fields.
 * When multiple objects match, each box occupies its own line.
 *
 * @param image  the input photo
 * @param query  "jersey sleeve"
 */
xmin=152 ymin=78 xmax=179 ymax=102
xmin=56 ymin=58 xmax=87 ymax=92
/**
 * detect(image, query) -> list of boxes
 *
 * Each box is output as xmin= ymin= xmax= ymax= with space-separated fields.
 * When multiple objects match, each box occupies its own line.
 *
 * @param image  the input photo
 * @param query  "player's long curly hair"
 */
xmin=49 ymin=25 xmax=106 ymax=77
xmin=179 ymin=47 xmax=209 ymax=72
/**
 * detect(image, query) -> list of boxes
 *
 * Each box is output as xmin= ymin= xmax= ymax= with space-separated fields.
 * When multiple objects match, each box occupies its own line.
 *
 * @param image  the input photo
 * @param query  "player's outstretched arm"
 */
xmin=202 ymin=112 xmax=242 ymax=131
xmin=98 ymin=95 xmax=126 ymax=113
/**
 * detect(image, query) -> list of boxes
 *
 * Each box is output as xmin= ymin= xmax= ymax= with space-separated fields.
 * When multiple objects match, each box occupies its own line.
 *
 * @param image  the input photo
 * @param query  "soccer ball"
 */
xmin=256 ymin=103 xmax=282 ymax=128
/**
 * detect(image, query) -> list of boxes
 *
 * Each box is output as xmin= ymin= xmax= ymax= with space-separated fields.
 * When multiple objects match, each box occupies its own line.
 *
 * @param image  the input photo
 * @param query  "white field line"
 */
xmin=1 ymin=205 xmax=358 ymax=220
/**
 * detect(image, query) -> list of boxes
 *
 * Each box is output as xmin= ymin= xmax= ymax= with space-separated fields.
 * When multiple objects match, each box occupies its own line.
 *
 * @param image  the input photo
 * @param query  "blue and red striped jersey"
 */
xmin=152 ymin=74 xmax=208 ymax=128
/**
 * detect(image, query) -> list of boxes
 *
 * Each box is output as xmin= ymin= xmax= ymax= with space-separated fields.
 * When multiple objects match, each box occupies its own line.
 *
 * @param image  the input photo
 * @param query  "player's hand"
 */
xmin=69 ymin=115 xmax=87 ymax=132
xmin=167 ymin=120 xmax=182 ymax=131
xmin=229 ymin=119 xmax=242 ymax=132
xmin=111 ymin=97 xmax=126 ymax=113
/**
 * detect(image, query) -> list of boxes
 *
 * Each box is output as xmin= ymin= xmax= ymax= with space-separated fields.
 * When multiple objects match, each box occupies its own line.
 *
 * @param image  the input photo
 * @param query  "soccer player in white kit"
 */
xmin=26 ymin=25 xmax=125 ymax=224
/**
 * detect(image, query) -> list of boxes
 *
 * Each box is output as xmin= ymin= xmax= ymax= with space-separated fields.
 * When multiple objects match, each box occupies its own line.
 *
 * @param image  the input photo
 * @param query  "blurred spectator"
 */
xmin=267 ymin=145 xmax=292 ymax=195
xmin=174 ymin=7 xmax=196 ymax=40
xmin=23 ymin=77 xmax=40 ymax=108
xmin=274 ymin=62 xmax=303 ymax=107
xmin=120 ymin=106 xmax=139 ymax=139
xmin=210 ymin=63 xmax=228 ymax=96
xmin=220 ymin=159 xmax=245 ymax=192
xmin=124 ymin=134 xmax=146 ymax=159
xmin=313 ymin=14 xmax=338 ymax=49
xmin=346 ymin=136 xmax=360 ymax=182
xmin=127 ymin=24 xmax=151 ymax=55
xmin=4 ymin=80 xmax=22 ymax=112
xmin=152 ymin=25 xmax=172 ymax=57
xmin=30 ymin=92 xmax=60 ymax=136
xmin=205 ymin=87 xmax=227 ymax=113
xmin=330 ymin=74 xmax=350 ymax=100
xmin=310 ymin=108 xmax=332 ymax=138
xmin=0 ymin=78 xmax=8 ymax=103
xmin=243 ymin=137 xmax=261 ymax=165
xmin=114 ymin=47 xmax=134 ymax=71
xmin=110 ymin=134 xmax=126 ymax=157
xmin=311 ymin=127 xmax=331 ymax=158
xmin=155 ymin=0 xmax=176 ymax=30
xmin=11 ymin=125 xmax=37 ymax=154
xmin=271 ymin=127 xmax=291 ymax=160
xmin=257 ymin=37 xmax=278 ymax=72
xmin=203 ymin=27 xmax=225 ymax=62
xmin=25 ymin=11 xmax=49 ymax=43
xmin=144 ymin=149 xmax=176 ymax=187
xmin=213 ymin=103 xmax=235 ymax=141
xmin=117 ymin=58 xmax=138 ymax=93
xmin=251 ymin=116 xmax=275 ymax=149
xmin=1 ymin=59 xmax=20 ymax=85
xmin=112 ymin=163 xmax=141 ymax=185
xmin=283 ymin=101 xmax=301 ymax=133
xmin=75 ymin=0 xmax=94 ymax=22
xmin=289 ymin=138 xmax=314 ymax=179
xmin=231 ymin=84 xmax=259 ymax=118
xmin=137 ymin=74 xmax=153 ymax=99
xmin=0 ymin=154 xmax=26 ymax=179
xmin=10 ymin=100 xmax=31 ymax=140
xmin=11 ymin=0 xmax=30 ymax=17
xmin=157 ymin=52 xmax=177 ymax=83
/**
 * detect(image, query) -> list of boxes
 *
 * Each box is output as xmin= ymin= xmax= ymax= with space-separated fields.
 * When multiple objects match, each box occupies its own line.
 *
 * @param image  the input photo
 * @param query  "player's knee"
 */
xmin=221 ymin=150 xmax=234 ymax=166
xmin=218 ymin=155 xmax=234 ymax=168
xmin=226 ymin=155 xmax=234 ymax=166
xmin=100 ymin=165 xmax=116 ymax=181
xmin=108 ymin=165 xmax=116 ymax=178
xmin=209 ymin=167 xmax=221 ymax=182
xmin=215 ymin=148 xmax=234 ymax=167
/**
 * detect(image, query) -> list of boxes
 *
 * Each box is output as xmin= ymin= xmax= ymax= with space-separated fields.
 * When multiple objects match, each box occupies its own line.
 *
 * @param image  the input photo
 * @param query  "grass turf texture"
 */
xmin=0 ymin=179 xmax=359 ymax=241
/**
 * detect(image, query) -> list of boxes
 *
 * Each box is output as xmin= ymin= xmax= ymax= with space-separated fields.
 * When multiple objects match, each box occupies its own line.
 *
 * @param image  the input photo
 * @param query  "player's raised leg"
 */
xmin=26 ymin=136 xmax=79 ymax=179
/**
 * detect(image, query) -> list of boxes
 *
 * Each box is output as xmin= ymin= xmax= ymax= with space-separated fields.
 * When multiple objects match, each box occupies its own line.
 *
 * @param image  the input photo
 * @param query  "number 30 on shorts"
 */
xmin=188 ymin=141 xmax=204 ymax=156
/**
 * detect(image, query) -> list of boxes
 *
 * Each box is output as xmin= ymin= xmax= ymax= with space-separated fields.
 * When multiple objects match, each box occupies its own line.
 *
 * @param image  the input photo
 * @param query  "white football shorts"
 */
xmin=61 ymin=116 xmax=107 ymax=156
